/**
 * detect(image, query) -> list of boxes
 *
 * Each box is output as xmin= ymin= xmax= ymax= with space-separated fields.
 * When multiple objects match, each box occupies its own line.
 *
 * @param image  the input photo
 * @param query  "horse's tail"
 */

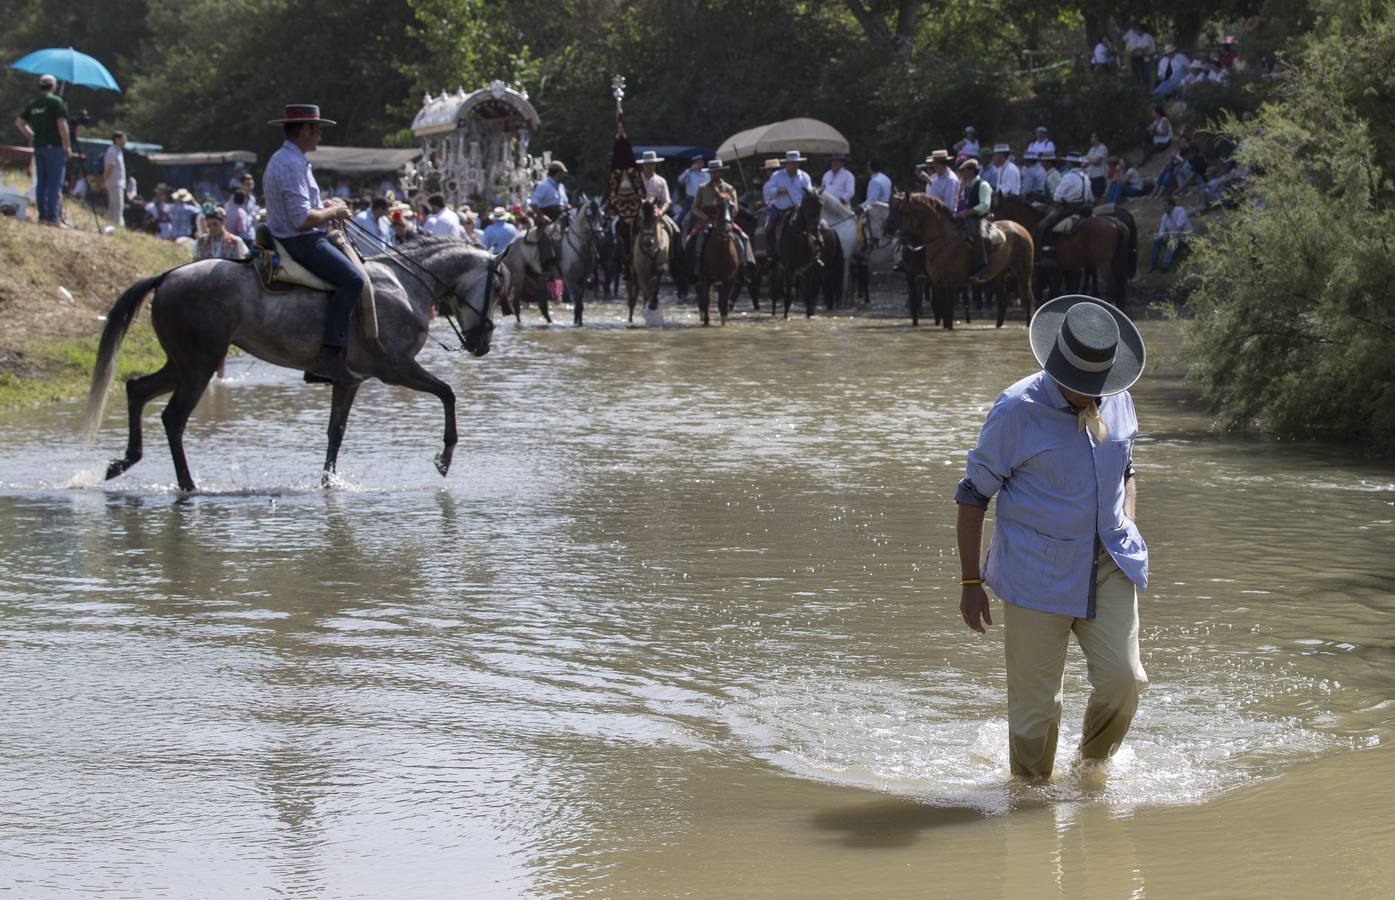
xmin=1110 ymin=221 xmax=1129 ymax=306
xmin=1112 ymin=207 xmax=1138 ymax=277
xmin=80 ymin=272 xmax=168 ymax=443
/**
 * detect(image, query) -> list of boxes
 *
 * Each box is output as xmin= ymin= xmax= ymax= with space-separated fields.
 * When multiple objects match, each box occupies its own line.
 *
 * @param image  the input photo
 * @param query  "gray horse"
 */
xmin=81 ymin=237 xmax=505 ymax=492
xmin=500 ymin=195 xmax=604 ymax=326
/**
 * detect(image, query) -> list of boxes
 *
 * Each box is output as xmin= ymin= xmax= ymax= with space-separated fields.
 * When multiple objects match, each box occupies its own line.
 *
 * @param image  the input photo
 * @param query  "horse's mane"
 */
xmin=367 ymin=235 xmax=491 ymax=267
xmin=906 ymin=192 xmax=953 ymax=217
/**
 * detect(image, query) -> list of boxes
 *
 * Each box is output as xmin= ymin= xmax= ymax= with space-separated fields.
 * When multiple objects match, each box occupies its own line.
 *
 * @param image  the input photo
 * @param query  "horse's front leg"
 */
xmin=322 ymin=378 xmax=363 ymax=486
xmin=384 ymin=361 xmax=456 ymax=477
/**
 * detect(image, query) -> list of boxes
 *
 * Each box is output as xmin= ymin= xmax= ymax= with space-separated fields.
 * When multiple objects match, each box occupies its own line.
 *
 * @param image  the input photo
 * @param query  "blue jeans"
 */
xmin=1150 ymin=235 xmax=1184 ymax=270
xmin=1152 ymin=71 xmax=1187 ymax=97
xmin=278 ymin=232 xmax=366 ymax=348
xmin=1104 ymin=183 xmax=1146 ymax=205
xmin=34 ymin=145 xmax=66 ymax=222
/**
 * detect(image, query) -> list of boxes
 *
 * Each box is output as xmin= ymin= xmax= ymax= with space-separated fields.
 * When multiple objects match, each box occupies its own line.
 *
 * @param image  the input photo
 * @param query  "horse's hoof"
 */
xmin=434 ymin=453 xmax=451 ymax=477
xmin=105 ymin=458 xmax=128 ymax=480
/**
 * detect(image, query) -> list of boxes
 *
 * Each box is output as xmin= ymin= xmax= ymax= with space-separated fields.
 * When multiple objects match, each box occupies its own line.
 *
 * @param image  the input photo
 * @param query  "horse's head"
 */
xmin=584 ymin=197 xmax=606 ymax=243
xmin=640 ymin=198 xmax=656 ymax=226
xmin=885 ymin=192 xmax=906 ymax=236
xmin=797 ymin=188 xmax=823 ymax=227
xmin=454 ymin=248 xmax=506 ymax=357
xmin=900 ymin=193 xmax=955 ymax=241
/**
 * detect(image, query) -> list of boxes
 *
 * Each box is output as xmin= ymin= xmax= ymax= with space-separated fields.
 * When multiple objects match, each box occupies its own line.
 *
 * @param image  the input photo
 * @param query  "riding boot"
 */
xmin=307 ymin=344 xmax=357 ymax=382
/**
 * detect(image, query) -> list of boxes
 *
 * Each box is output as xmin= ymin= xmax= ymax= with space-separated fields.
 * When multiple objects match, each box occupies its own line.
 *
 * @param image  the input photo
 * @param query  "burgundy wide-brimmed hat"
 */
xmin=267 ymin=104 xmax=337 ymax=126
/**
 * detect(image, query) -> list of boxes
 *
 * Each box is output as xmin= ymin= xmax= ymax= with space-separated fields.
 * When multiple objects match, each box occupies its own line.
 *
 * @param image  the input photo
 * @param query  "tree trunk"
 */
xmin=843 ymin=0 xmax=894 ymax=53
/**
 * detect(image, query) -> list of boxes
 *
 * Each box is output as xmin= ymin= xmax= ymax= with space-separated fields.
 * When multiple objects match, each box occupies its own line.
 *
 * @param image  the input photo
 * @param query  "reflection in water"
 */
xmin=0 ymin=300 xmax=1392 ymax=897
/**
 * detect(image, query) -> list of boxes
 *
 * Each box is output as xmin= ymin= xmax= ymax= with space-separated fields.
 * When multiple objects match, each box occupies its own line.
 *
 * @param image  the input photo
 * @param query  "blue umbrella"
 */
xmin=10 ymin=47 xmax=120 ymax=92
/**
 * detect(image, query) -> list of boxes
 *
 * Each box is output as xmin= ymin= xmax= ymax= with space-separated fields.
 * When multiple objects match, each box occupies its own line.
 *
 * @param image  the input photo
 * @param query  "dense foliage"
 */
xmin=1 ymin=0 xmax=1302 ymax=187
xmin=1182 ymin=0 xmax=1395 ymax=453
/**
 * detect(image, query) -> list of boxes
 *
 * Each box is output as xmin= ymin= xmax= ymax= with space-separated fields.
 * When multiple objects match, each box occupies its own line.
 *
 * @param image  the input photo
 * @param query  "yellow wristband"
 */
xmin=960 ymin=578 xmax=984 ymax=586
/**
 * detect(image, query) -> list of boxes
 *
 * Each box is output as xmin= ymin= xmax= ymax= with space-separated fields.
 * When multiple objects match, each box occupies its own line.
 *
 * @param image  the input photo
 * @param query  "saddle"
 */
xmin=1052 ymin=212 xmax=1091 ymax=236
xmin=254 ymin=225 xmax=334 ymax=292
xmin=252 ymin=225 xmax=380 ymax=341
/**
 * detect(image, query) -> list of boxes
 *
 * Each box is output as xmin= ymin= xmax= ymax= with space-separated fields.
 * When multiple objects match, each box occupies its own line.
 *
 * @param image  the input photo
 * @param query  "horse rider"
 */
xmin=991 ymin=144 xmax=1022 ymax=198
xmin=918 ymin=149 xmax=960 ymax=212
xmin=529 ymin=160 xmax=569 ymax=298
xmin=765 ymin=150 xmax=813 ymax=256
xmin=820 ymin=152 xmax=856 ymax=205
xmin=761 ymin=158 xmax=781 ymax=207
xmin=1036 ymin=152 xmax=1095 ymax=256
xmin=688 ymin=159 xmax=754 ymax=275
xmin=1021 ymin=150 xmax=1047 ymax=202
xmin=638 ymin=149 xmax=678 ymax=237
xmin=1027 ymin=125 xmax=1056 ymax=161
xmin=676 ymin=154 xmax=708 ymax=227
xmin=864 ymin=158 xmax=892 ymax=205
xmin=958 ymin=158 xmax=994 ymax=279
xmin=263 ymin=103 xmax=362 ymax=382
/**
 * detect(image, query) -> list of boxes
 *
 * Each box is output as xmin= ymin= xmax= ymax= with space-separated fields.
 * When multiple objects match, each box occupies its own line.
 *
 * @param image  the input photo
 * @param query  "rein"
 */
xmin=345 ymin=219 xmax=500 ymax=351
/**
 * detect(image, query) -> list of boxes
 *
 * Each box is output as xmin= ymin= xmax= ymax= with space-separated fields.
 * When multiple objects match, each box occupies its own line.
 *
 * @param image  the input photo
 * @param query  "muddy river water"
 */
xmin=1 ymin=298 xmax=1392 ymax=897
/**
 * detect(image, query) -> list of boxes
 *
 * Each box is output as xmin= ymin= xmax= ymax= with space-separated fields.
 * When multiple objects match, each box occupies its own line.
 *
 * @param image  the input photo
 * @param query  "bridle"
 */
xmin=344 ymin=219 xmax=500 ymax=350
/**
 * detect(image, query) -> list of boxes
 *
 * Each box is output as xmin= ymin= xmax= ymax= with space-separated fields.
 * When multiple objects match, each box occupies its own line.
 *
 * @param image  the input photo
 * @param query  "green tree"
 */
xmin=1182 ymin=2 xmax=1395 ymax=452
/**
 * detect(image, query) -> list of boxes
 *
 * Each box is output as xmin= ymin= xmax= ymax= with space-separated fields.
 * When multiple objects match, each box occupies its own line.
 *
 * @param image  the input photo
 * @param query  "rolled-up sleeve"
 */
xmin=958 ymin=396 xmax=1017 ymax=507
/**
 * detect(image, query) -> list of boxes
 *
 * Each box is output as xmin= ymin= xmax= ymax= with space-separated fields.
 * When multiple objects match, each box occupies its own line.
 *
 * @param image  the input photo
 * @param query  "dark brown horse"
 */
xmin=695 ymin=197 xmax=741 ymax=325
xmin=770 ymin=189 xmax=842 ymax=318
xmin=888 ymin=193 xmax=1036 ymax=328
xmin=993 ymin=194 xmax=1132 ymax=307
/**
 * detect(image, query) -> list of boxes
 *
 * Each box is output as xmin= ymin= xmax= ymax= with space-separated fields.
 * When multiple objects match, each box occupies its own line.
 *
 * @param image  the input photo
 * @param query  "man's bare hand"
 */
xmin=960 ymin=584 xmax=992 ymax=633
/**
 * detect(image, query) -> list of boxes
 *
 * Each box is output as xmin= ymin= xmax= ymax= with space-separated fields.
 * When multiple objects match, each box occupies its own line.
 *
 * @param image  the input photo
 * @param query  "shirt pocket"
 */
xmin=1033 ymin=447 xmax=1075 ymax=490
xmin=1032 ymin=530 xmax=1089 ymax=582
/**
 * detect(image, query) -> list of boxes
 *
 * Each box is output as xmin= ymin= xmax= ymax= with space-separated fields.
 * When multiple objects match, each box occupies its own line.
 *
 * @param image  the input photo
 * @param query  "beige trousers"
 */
xmin=106 ymin=181 xmax=124 ymax=227
xmin=1003 ymin=554 xmax=1148 ymax=779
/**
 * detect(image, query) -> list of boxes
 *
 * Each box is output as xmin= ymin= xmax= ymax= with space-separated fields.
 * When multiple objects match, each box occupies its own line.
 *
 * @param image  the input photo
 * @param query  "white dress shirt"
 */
xmin=864 ymin=171 xmax=892 ymax=204
xmin=1052 ymin=169 xmax=1094 ymax=205
xmin=1158 ymin=205 xmax=1192 ymax=237
xmin=1027 ymin=139 xmax=1056 ymax=160
xmin=995 ymin=160 xmax=1022 ymax=197
xmin=925 ymin=169 xmax=960 ymax=210
xmin=820 ymin=166 xmax=855 ymax=203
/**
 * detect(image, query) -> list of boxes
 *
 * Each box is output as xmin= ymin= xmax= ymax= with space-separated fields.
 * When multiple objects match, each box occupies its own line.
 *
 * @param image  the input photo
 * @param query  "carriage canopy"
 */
xmin=716 ymin=118 xmax=850 ymax=161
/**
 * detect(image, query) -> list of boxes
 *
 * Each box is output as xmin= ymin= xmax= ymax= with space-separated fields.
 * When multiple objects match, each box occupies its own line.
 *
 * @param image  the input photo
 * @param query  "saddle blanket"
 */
xmin=1052 ymin=214 xmax=1088 ymax=235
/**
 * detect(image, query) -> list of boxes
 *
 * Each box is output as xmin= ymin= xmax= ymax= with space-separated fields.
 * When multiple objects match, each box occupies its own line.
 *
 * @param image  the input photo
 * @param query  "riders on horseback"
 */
xmin=263 ymin=103 xmax=361 ymax=382
xmin=638 ymin=149 xmax=678 ymax=238
xmin=688 ymin=159 xmax=753 ymax=276
xmin=820 ymin=153 xmax=856 ymax=204
xmin=765 ymin=150 xmax=813 ymax=256
xmin=919 ymin=149 xmax=960 ymax=212
xmin=1036 ymin=152 xmax=1095 ymax=256
xmin=958 ymin=158 xmax=993 ymax=279
xmin=529 ymin=160 xmax=569 ymax=300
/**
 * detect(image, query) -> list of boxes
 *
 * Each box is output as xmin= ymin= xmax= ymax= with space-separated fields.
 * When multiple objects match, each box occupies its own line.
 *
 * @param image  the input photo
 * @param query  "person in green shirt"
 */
xmin=958 ymin=158 xmax=993 ymax=279
xmin=13 ymin=74 xmax=71 ymax=225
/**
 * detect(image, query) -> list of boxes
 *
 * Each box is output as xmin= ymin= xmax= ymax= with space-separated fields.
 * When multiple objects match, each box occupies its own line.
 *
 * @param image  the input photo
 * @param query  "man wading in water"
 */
xmin=954 ymin=295 xmax=1149 ymax=780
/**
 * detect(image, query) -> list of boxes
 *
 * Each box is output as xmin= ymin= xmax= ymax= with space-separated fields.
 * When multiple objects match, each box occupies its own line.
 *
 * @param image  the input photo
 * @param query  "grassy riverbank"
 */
xmin=0 ymin=211 xmax=186 ymax=409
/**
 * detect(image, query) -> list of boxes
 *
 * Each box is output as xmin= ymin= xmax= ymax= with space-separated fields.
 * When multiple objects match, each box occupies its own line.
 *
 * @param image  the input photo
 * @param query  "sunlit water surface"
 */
xmin=1 ymin=295 xmax=1393 ymax=898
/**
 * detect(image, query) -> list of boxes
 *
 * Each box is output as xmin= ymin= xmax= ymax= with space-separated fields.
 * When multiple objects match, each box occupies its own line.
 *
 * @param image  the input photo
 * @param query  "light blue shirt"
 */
xmin=1021 ymin=163 xmax=1047 ymax=197
xmin=350 ymin=209 xmax=390 ymax=254
xmin=263 ymin=140 xmax=322 ymax=239
xmin=482 ymin=221 xmax=518 ymax=254
xmin=864 ymin=171 xmax=892 ymax=204
xmin=957 ymin=371 xmax=1147 ymax=618
xmin=530 ymin=176 xmax=568 ymax=210
xmin=678 ymin=168 xmax=709 ymax=201
xmin=766 ymin=168 xmax=813 ymax=210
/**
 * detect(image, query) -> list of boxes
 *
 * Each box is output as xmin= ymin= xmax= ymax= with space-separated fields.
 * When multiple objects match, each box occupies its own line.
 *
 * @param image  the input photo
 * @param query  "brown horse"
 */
xmin=628 ymin=199 xmax=670 ymax=323
xmin=695 ymin=198 xmax=741 ymax=326
xmin=888 ymin=193 xmax=1035 ymax=328
xmin=993 ymin=194 xmax=1131 ymax=307
xmin=770 ymin=189 xmax=842 ymax=318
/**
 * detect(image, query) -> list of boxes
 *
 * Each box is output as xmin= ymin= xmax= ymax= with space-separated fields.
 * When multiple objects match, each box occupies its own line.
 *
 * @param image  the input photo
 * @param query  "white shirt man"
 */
xmin=641 ymin=167 xmax=671 ymax=214
xmin=1158 ymin=202 xmax=1192 ymax=238
xmin=990 ymin=145 xmax=1021 ymax=197
xmin=1053 ymin=166 xmax=1094 ymax=205
xmin=767 ymin=157 xmax=813 ymax=211
xmin=423 ymin=199 xmax=463 ymax=238
xmin=1027 ymin=130 xmax=1056 ymax=161
xmin=102 ymin=133 xmax=127 ymax=227
xmin=1157 ymin=48 xmax=1190 ymax=82
xmin=1092 ymin=40 xmax=1114 ymax=66
xmin=1122 ymin=25 xmax=1155 ymax=57
xmin=352 ymin=201 xmax=391 ymax=254
xmin=820 ymin=157 xmax=855 ymax=203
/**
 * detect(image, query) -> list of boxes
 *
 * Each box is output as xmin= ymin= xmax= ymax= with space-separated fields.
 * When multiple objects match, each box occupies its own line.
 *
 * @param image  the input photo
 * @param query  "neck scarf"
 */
xmin=1077 ymin=401 xmax=1108 ymax=442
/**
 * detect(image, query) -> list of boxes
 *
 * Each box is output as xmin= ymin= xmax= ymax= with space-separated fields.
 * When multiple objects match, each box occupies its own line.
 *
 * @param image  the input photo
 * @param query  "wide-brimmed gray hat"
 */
xmin=1030 ymin=295 xmax=1146 ymax=396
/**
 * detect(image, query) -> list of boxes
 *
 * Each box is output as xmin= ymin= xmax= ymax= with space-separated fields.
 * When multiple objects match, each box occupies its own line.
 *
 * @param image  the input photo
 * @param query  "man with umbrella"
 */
xmin=13 ymin=74 xmax=71 ymax=227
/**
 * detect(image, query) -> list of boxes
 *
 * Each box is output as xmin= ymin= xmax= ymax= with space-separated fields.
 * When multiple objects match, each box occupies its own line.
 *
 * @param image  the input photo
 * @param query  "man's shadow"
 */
xmin=811 ymin=797 xmax=985 ymax=849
